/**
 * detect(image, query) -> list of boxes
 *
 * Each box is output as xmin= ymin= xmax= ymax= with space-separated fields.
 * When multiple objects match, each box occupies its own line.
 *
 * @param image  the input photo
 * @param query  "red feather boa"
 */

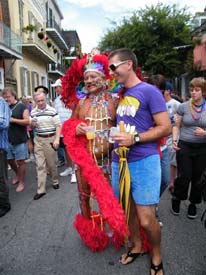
xmin=74 ymin=212 xmax=110 ymax=252
xmin=62 ymin=118 xmax=129 ymax=252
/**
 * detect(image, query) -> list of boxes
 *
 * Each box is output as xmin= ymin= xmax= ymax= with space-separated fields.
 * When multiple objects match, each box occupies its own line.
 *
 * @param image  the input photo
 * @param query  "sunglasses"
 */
xmin=109 ymin=60 xmax=128 ymax=72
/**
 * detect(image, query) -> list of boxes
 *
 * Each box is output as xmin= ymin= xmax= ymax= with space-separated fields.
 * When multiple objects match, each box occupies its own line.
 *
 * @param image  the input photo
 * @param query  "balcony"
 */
xmin=47 ymin=63 xmax=66 ymax=76
xmin=0 ymin=22 xmax=22 ymax=59
xmin=22 ymin=32 xmax=57 ymax=63
xmin=46 ymin=20 xmax=68 ymax=50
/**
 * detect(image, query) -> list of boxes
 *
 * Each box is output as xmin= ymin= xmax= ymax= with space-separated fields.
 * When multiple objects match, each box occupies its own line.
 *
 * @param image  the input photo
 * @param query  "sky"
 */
xmin=58 ymin=0 xmax=206 ymax=53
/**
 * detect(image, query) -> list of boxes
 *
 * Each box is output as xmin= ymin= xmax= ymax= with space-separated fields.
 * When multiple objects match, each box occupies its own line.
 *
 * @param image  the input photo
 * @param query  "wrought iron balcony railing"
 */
xmin=0 ymin=22 xmax=22 ymax=57
xmin=22 ymin=31 xmax=57 ymax=63
xmin=46 ymin=20 xmax=68 ymax=50
xmin=46 ymin=19 xmax=62 ymax=36
xmin=47 ymin=63 xmax=66 ymax=75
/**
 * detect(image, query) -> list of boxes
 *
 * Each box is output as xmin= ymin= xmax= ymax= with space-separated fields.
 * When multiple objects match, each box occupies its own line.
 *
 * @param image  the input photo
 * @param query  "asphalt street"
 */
xmin=0 ymin=162 xmax=206 ymax=275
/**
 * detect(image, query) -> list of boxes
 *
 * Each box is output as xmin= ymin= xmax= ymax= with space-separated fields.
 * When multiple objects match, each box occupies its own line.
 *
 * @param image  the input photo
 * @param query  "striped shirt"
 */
xmin=0 ymin=97 xmax=10 ymax=151
xmin=30 ymin=104 xmax=61 ymax=136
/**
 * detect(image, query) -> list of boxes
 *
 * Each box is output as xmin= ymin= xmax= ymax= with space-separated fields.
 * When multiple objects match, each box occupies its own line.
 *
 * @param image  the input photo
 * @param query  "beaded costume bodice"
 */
xmin=80 ymin=92 xmax=116 ymax=173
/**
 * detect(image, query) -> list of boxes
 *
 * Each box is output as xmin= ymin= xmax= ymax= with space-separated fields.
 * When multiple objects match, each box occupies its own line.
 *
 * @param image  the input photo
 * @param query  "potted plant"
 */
xmin=47 ymin=40 xmax=52 ymax=48
xmin=22 ymin=24 xmax=36 ymax=33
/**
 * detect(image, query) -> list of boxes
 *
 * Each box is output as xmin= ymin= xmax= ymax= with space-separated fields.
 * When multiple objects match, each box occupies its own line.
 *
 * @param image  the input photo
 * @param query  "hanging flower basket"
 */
xmin=47 ymin=40 xmax=52 ymax=48
xmin=53 ymin=48 xmax=58 ymax=54
xmin=38 ymin=32 xmax=44 ymax=39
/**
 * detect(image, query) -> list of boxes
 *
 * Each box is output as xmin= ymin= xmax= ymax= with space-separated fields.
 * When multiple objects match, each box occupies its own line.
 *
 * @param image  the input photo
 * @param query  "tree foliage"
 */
xmin=99 ymin=3 xmax=193 ymax=78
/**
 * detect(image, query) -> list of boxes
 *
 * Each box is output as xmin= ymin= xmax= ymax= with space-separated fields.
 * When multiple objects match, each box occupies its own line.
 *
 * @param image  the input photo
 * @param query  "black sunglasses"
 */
xmin=109 ymin=60 xmax=128 ymax=72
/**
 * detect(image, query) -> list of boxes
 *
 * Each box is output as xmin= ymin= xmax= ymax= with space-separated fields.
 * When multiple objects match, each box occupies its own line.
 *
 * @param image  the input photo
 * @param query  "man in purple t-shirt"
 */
xmin=108 ymin=48 xmax=171 ymax=275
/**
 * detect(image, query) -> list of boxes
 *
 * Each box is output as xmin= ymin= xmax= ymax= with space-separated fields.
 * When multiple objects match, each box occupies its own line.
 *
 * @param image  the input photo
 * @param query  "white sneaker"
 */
xmin=30 ymin=154 xmax=35 ymax=162
xmin=71 ymin=173 xmax=77 ymax=183
xmin=25 ymin=158 xmax=31 ymax=163
xmin=60 ymin=167 xmax=72 ymax=177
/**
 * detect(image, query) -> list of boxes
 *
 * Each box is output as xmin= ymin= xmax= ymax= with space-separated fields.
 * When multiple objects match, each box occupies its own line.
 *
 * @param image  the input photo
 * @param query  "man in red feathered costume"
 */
xmin=69 ymin=51 xmax=117 ymax=219
xmin=61 ymin=50 xmax=130 ymax=252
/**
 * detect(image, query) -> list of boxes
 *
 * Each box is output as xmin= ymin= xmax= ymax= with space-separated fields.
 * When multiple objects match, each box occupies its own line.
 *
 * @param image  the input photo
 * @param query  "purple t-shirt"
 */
xmin=113 ymin=81 xmax=166 ymax=162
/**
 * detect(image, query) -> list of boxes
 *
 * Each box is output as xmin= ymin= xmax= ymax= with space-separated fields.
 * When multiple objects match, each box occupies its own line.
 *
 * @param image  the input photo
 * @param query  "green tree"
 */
xmin=99 ymin=3 xmax=193 ymax=78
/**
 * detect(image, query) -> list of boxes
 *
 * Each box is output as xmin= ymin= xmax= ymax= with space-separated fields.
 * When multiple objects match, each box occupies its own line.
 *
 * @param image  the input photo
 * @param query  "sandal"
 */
xmin=120 ymin=250 xmax=146 ymax=265
xmin=11 ymin=179 xmax=19 ymax=185
xmin=150 ymin=261 xmax=164 ymax=275
xmin=16 ymin=184 xmax=24 ymax=192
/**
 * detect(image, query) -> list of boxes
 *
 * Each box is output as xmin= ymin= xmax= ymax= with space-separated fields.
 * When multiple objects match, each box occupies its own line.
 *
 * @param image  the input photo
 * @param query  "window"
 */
xmin=20 ymin=67 xmax=30 ymax=96
xmin=31 ymin=71 xmax=38 ymax=94
xmin=40 ymin=75 xmax=47 ymax=86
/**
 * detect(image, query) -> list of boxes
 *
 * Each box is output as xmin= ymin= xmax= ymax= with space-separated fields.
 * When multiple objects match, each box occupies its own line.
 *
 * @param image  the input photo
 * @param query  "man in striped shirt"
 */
xmin=0 ymin=95 xmax=11 ymax=217
xmin=30 ymin=91 xmax=61 ymax=200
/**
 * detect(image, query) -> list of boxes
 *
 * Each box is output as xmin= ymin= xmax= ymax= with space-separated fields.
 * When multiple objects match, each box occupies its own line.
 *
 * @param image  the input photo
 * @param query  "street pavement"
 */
xmin=0 ymin=162 xmax=206 ymax=275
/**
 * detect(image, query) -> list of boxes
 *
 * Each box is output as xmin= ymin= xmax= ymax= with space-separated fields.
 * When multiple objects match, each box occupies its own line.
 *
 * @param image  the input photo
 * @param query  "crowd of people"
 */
xmin=0 ymin=48 xmax=206 ymax=275
xmin=0 ymin=82 xmax=75 ymax=198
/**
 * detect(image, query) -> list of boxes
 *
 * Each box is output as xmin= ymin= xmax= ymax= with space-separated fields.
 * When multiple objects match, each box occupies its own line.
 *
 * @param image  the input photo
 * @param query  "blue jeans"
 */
xmin=58 ymin=147 xmax=65 ymax=162
xmin=58 ymin=137 xmax=65 ymax=162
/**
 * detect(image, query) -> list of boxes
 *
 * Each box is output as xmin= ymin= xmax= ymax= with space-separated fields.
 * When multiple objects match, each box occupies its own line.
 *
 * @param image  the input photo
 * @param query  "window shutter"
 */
xmin=31 ymin=71 xmax=35 ymax=93
xmin=27 ymin=70 xmax=31 ymax=95
xmin=28 ymin=11 xmax=33 ymax=24
xmin=36 ymin=73 xmax=39 ymax=86
xmin=20 ymin=66 xmax=24 ymax=94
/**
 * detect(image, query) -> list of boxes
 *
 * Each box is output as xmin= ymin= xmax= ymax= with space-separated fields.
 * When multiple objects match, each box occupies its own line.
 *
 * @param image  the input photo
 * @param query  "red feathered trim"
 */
xmin=74 ymin=212 xmax=109 ymax=252
xmin=62 ymin=118 xmax=129 ymax=251
xmin=61 ymin=58 xmax=83 ymax=109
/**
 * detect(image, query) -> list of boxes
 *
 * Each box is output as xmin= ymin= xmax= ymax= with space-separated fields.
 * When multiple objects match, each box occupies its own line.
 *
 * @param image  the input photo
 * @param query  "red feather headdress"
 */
xmin=61 ymin=53 xmax=110 ymax=110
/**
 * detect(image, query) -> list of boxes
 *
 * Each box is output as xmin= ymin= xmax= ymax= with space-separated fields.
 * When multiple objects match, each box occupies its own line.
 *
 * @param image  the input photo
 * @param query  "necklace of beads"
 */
xmin=190 ymin=98 xmax=205 ymax=121
xmin=85 ymin=92 xmax=111 ymax=174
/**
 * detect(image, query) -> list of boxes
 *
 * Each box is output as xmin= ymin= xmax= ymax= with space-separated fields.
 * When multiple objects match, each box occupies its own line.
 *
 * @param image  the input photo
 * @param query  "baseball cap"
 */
xmin=165 ymin=81 xmax=173 ymax=91
xmin=51 ymin=79 xmax=62 ymax=87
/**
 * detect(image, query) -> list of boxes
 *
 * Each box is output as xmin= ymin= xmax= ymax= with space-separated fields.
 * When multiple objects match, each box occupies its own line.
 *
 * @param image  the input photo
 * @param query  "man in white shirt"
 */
xmin=52 ymin=79 xmax=76 ymax=183
xmin=31 ymin=92 xmax=61 ymax=200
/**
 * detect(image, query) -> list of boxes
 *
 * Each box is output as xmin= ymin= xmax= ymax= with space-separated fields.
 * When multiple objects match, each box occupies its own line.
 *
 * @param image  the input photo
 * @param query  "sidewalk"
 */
xmin=0 ymin=162 xmax=205 ymax=275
